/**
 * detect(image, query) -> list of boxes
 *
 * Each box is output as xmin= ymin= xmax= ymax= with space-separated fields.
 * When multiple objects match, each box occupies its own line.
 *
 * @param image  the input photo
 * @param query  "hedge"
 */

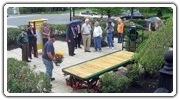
xmin=7 ymin=28 xmax=21 ymax=46
xmin=7 ymin=58 xmax=52 ymax=93
xmin=133 ymin=17 xmax=173 ymax=75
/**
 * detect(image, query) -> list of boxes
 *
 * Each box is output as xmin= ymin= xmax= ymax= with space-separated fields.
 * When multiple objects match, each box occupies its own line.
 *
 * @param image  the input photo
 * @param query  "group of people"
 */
xmin=18 ymin=24 xmax=38 ymax=62
xmin=17 ymin=18 xmax=126 ymax=82
xmin=66 ymin=18 xmax=125 ymax=56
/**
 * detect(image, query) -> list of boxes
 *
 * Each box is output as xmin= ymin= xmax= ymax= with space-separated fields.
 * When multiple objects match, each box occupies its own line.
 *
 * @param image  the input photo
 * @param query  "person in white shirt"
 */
xmin=93 ymin=21 xmax=103 ymax=52
xmin=81 ymin=18 xmax=92 ymax=52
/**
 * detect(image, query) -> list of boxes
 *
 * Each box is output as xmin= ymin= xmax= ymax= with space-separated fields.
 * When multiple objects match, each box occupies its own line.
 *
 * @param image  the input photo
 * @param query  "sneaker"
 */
xmin=26 ymin=60 xmax=31 ymax=62
xmin=111 ymin=47 xmax=114 ymax=50
xmin=51 ymin=77 xmax=55 ymax=81
xmin=107 ymin=47 xmax=110 ymax=49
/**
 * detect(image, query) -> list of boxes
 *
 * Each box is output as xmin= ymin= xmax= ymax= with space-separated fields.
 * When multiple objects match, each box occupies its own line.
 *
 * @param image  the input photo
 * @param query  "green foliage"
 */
xmin=100 ymin=73 xmax=131 ymax=93
xmin=134 ymin=17 xmax=173 ymax=75
xmin=126 ymin=64 xmax=144 ymax=84
xmin=7 ymin=58 xmax=51 ymax=93
xmin=91 ymin=7 xmax=124 ymax=16
xmin=138 ymin=7 xmax=173 ymax=18
xmin=49 ymin=24 xmax=67 ymax=35
xmin=19 ymin=7 xmax=69 ymax=14
xmin=7 ymin=28 xmax=21 ymax=46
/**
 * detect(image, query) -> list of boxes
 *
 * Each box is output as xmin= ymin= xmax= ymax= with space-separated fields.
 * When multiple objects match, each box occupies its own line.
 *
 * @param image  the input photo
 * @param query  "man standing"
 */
xmin=18 ymin=29 xmax=31 ymax=62
xmin=66 ymin=23 xmax=76 ymax=56
xmin=42 ymin=34 xmax=56 ymax=81
xmin=27 ymin=24 xmax=38 ymax=59
xmin=81 ymin=18 xmax=92 ymax=52
xmin=41 ymin=20 xmax=50 ymax=46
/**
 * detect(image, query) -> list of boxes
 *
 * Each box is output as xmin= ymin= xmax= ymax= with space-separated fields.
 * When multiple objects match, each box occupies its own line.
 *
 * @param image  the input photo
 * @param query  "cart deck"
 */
xmin=62 ymin=51 xmax=134 ymax=92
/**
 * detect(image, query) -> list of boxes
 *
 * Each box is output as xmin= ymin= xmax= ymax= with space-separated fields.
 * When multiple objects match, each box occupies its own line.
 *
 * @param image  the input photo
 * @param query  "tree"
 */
xmin=138 ymin=7 xmax=173 ymax=18
xmin=91 ymin=7 xmax=125 ymax=16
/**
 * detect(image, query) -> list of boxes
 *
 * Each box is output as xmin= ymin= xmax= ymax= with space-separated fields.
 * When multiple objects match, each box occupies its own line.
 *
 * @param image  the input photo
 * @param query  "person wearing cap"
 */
xmin=18 ymin=29 xmax=31 ymax=62
xmin=42 ymin=34 xmax=56 ymax=81
xmin=117 ymin=18 xmax=124 ymax=43
xmin=41 ymin=20 xmax=51 ymax=46
xmin=66 ymin=23 xmax=76 ymax=56
xmin=93 ymin=21 xmax=102 ymax=52
xmin=81 ymin=18 xmax=92 ymax=52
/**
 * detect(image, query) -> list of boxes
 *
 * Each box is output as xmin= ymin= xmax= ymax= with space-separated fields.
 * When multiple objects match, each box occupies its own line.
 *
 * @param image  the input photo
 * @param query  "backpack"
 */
xmin=16 ymin=34 xmax=23 ymax=48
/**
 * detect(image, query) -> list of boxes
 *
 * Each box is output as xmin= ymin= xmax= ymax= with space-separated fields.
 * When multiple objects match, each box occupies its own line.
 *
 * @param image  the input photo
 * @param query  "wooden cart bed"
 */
xmin=62 ymin=51 xmax=134 ymax=81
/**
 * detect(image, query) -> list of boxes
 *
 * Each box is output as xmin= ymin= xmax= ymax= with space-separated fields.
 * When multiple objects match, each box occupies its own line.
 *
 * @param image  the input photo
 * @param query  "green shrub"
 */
xmin=134 ymin=17 xmax=173 ymax=75
xmin=126 ymin=64 xmax=144 ymax=84
xmin=100 ymin=73 xmax=131 ymax=93
xmin=49 ymin=24 xmax=67 ymax=35
xmin=7 ymin=28 xmax=21 ymax=45
xmin=7 ymin=58 xmax=51 ymax=93
xmin=133 ymin=19 xmax=146 ymax=27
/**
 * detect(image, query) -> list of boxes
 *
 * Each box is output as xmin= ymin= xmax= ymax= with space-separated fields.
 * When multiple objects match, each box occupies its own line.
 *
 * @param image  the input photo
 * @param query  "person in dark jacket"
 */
xmin=27 ymin=24 xmax=38 ymax=59
xmin=75 ymin=24 xmax=82 ymax=48
xmin=18 ymin=29 xmax=31 ymax=62
xmin=66 ymin=23 xmax=76 ymax=56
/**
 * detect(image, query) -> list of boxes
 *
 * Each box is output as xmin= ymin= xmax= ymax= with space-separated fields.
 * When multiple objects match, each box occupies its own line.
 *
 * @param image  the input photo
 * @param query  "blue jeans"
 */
xmin=107 ymin=33 xmax=114 ymax=48
xmin=118 ymin=33 xmax=123 ymax=43
xmin=94 ymin=36 xmax=101 ymax=51
xmin=42 ymin=58 xmax=54 ymax=79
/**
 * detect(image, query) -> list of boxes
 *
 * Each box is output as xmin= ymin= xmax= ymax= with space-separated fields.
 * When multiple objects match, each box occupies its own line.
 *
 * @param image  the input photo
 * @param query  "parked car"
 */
xmin=79 ymin=11 xmax=101 ymax=18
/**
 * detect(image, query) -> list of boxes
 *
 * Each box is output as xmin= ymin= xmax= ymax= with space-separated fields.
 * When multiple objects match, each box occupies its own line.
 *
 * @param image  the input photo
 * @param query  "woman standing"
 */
xmin=93 ymin=21 xmax=103 ymax=52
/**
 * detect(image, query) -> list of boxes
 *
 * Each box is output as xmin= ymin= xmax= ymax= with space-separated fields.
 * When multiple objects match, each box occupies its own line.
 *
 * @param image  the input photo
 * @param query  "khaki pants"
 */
xmin=82 ymin=34 xmax=91 ymax=51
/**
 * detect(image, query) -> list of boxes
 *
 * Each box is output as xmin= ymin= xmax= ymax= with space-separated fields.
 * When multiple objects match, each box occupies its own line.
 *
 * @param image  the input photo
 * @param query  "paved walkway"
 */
xmin=7 ymin=38 xmax=122 ymax=93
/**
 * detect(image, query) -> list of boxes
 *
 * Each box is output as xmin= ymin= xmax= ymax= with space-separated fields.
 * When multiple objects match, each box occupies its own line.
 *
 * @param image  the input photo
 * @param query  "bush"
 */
xmin=100 ymin=73 xmax=131 ymax=93
xmin=126 ymin=64 xmax=144 ymax=85
xmin=49 ymin=24 xmax=67 ymax=35
xmin=7 ymin=58 xmax=51 ymax=93
xmin=7 ymin=28 xmax=21 ymax=46
xmin=134 ymin=17 xmax=173 ymax=75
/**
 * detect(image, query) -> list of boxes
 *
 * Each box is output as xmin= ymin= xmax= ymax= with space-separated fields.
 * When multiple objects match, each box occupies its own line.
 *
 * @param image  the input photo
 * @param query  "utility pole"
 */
xmin=72 ymin=7 xmax=75 ymax=18
xmin=70 ymin=7 xmax=72 ymax=21
xmin=131 ymin=7 xmax=134 ymax=20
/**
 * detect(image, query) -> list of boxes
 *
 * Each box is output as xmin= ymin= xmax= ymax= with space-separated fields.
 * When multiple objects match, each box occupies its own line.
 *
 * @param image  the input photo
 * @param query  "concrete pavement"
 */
xmin=7 ymin=38 xmax=122 ymax=93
